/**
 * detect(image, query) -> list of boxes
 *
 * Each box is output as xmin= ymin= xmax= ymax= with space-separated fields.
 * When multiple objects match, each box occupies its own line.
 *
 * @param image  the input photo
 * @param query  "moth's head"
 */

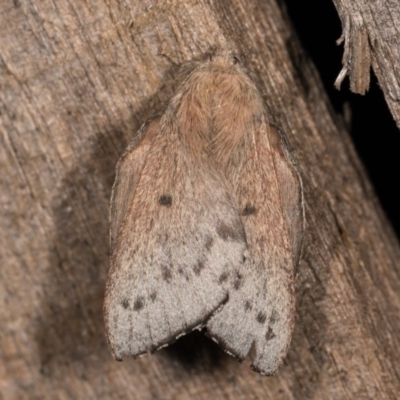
xmin=208 ymin=50 xmax=242 ymax=70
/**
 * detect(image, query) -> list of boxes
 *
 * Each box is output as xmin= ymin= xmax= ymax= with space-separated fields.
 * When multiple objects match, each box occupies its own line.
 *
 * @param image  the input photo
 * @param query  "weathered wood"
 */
xmin=1 ymin=1 xmax=399 ymax=399
xmin=332 ymin=0 xmax=400 ymax=128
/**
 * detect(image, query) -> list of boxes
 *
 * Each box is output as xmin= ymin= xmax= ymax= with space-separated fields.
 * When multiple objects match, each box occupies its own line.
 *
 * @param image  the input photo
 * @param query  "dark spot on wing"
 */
xmin=121 ymin=299 xmax=129 ymax=309
xmin=156 ymin=233 xmax=169 ymax=244
xmin=244 ymin=300 xmax=252 ymax=311
xmin=233 ymin=273 xmax=243 ymax=290
xmin=162 ymin=265 xmax=172 ymax=282
xmin=133 ymin=296 xmax=145 ymax=311
xmin=193 ymin=260 xmax=205 ymax=276
xmin=216 ymin=220 xmax=244 ymax=242
xmin=242 ymin=204 xmax=257 ymax=216
xmin=265 ymin=327 xmax=276 ymax=341
xmin=205 ymin=236 xmax=214 ymax=251
xmin=178 ymin=266 xmax=190 ymax=281
xmin=219 ymin=272 xmax=229 ymax=283
xmin=150 ymin=292 xmax=157 ymax=302
xmin=159 ymin=194 xmax=172 ymax=207
xmin=269 ymin=310 xmax=278 ymax=325
xmin=257 ymin=312 xmax=267 ymax=324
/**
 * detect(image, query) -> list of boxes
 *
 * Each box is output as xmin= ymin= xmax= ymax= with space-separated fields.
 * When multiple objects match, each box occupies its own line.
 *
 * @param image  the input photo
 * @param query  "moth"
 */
xmin=103 ymin=53 xmax=304 ymax=375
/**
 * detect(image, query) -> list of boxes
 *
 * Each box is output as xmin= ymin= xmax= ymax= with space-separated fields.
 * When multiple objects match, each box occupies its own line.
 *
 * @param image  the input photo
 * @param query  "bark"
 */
xmin=1 ymin=1 xmax=400 ymax=399
xmin=332 ymin=0 xmax=400 ymax=127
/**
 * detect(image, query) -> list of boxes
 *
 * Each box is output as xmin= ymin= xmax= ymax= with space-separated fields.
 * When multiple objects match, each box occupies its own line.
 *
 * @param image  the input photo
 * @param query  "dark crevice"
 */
xmin=284 ymin=0 xmax=400 ymax=238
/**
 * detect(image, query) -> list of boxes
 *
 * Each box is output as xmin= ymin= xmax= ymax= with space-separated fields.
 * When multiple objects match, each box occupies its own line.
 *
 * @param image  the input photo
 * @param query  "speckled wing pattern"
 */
xmin=206 ymin=122 xmax=303 ymax=375
xmin=104 ymin=53 xmax=303 ymax=375
xmin=104 ymin=118 xmax=247 ymax=360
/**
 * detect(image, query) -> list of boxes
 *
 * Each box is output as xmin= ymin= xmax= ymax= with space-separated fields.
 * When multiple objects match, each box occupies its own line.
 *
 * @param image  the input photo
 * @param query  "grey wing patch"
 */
xmin=104 ymin=131 xmax=247 ymax=360
xmin=207 ymin=123 xmax=301 ymax=375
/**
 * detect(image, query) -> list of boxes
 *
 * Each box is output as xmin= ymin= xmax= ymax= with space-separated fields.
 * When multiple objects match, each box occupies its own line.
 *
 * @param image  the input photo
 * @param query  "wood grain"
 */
xmin=333 ymin=0 xmax=400 ymax=127
xmin=1 ymin=0 xmax=399 ymax=399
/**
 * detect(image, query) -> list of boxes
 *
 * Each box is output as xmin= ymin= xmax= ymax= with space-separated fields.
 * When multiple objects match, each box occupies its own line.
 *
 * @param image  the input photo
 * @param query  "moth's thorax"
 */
xmin=171 ymin=60 xmax=265 ymax=170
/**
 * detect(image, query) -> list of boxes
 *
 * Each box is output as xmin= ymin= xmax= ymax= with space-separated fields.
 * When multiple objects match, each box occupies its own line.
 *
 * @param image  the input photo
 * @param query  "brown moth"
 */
xmin=103 ymin=53 xmax=304 ymax=375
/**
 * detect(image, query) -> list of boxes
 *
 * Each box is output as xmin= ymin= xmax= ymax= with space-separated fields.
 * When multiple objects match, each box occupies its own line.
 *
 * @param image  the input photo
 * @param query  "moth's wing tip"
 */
xmin=251 ymin=346 xmax=283 ymax=376
xmin=107 ymin=335 xmax=150 ymax=361
xmin=205 ymin=300 xmax=291 ymax=375
xmin=206 ymin=327 xmax=284 ymax=376
xmin=249 ymin=351 xmax=283 ymax=376
xmin=107 ymin=344 xmax=124 ymax=362
xmin=250 ymin=363 xmax=276 ymax=376
xmin=249 ymin=335 xmax=291 ymax=375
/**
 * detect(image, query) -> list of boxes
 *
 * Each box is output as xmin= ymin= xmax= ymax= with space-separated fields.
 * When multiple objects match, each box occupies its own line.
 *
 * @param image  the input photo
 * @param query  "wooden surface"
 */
xmin=333 ymin=0 xmax=400 ymax=127
xmin=1 ymin=0 xmax=400 ymax=399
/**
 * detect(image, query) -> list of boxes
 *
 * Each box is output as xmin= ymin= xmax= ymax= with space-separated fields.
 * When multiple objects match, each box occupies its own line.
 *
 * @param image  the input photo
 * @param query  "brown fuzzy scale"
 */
xmin=104 ymin=52 xmax=304 ymax=376
xmin=171 ymin=54 xmax=265 ymax=170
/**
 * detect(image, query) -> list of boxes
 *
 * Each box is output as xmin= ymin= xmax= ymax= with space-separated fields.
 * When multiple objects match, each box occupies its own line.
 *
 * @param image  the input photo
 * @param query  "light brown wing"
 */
xmin=104 ymin=120 xmax=247 ymax=360
xmin=207 ymin=122 xmax=303 ymax=375
xmin=110 ymin=117 xmax=159 ymax=251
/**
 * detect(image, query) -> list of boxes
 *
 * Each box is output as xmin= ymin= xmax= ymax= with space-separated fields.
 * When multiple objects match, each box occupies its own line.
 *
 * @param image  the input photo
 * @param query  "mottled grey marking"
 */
xmin=150 ymin=292 xmax=157 ymax=302
xmin=121 ymin=299 xmax=129 ymax=309
xmin=133 ymin=296 xmax=145 ymax=311
xmin=156 ymin=233 xmax=169 ymax=244
xmin=233 ymin=273 xmax=242 ymax=290
xmin=257 ymin=312 xmax=267 ymax=324
xmin=161 ymin=265 xmax=172 ymax=282
xmin=244 ymin=300 xmax=252 ymax=311
xmin=265 ymin=327 xmax=276 ymax=341
xmin=193 ymin=260 xmax=205 ymax=276
xmin=178 ymin=266 xmax=190 ymax=281
xmin=219 ymin=272 xmax=229 ymax=283
xmin=242 ymin=203 xmax=257 ymax=216
xmin=269 ymin=310 xmax=278 ymax=325
xmin=216 ymin=220 xmax=243 ymax=242
xmin=158 ymin=194 xmax=172 ymax=206
xmin=204 ymin=236 xmax=214 ymax=251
